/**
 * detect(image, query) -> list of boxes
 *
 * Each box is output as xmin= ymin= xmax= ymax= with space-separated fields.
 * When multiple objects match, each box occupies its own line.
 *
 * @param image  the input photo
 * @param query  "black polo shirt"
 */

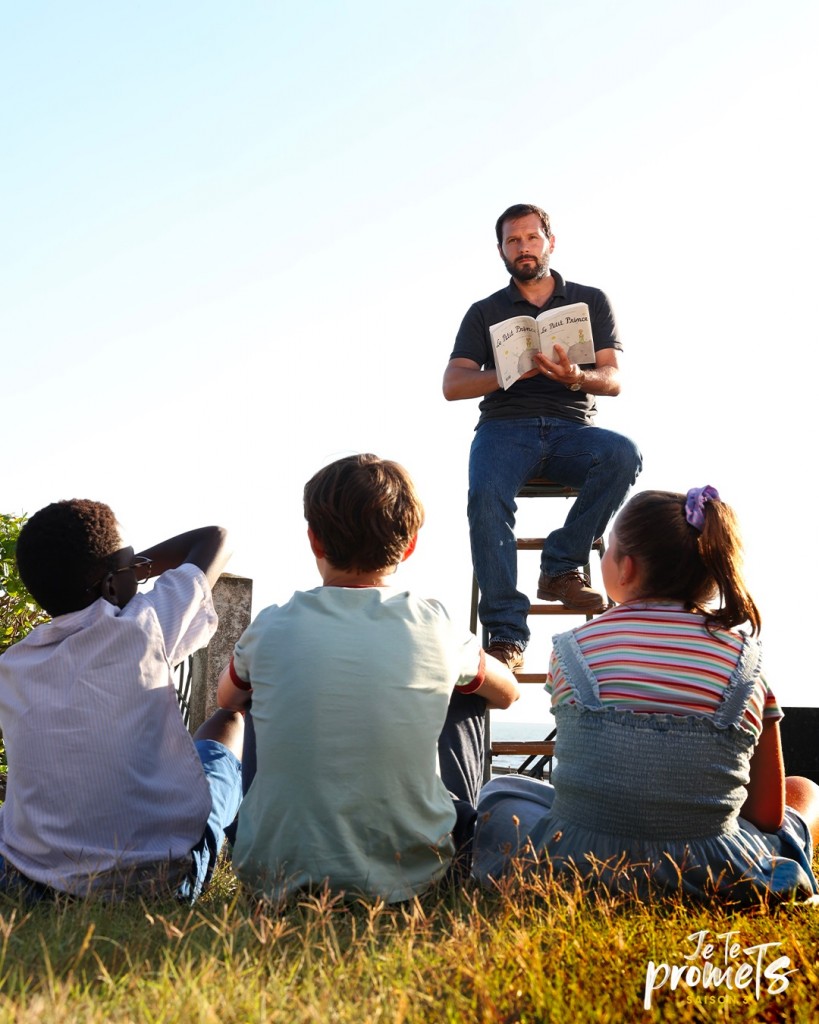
xmin=450 ymin=271 xmax=621 ymax=426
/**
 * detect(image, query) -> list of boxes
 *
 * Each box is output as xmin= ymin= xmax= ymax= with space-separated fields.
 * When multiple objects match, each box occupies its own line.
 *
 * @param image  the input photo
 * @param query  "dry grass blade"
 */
xmin=0 ymin=857 xmax=816 ymax=1022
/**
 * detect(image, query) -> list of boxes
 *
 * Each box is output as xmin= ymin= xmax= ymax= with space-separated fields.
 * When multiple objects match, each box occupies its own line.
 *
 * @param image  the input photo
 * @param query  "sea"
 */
xmin=489 ymin=718 xmax=555 ymax=774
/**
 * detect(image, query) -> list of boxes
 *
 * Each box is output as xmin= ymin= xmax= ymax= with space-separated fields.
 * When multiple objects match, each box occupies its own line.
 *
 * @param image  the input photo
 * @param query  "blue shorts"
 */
xmin=738 ymin=805 xmax=818 ymax=895
xmin=0 ymin=740 xmax=242 ymax=903
xmin=177 ymin=740 xmax=243 ymax=902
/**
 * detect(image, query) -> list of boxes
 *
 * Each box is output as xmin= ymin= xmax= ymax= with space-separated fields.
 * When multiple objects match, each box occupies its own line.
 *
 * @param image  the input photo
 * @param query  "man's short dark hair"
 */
xmin=303 ymin=454 xmax=425 ymax=573
xmin=495 ymin=204 xmax=552 ymax=245
xmin=16 ymin=499 xmax=122 ymax=617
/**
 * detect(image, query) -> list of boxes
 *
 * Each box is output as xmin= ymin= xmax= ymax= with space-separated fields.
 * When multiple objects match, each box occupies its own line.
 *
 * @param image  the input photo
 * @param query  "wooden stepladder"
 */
xmin=469 ymin=478 xmax=609 ymax=782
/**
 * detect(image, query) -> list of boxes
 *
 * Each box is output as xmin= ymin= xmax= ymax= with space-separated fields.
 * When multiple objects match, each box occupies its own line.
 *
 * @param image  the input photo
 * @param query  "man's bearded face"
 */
xmin=498 ymin=214 xmax=554 ymax=283
xmin=502 ymin=249 xmax=551 ymax=282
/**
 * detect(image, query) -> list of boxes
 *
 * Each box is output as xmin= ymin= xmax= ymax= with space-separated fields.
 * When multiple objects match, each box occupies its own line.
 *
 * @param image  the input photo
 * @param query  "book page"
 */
xmin=536 ymin=302 xmax=595 ymax=364
xmin=489 ymin=315 xmax=539 ymax=389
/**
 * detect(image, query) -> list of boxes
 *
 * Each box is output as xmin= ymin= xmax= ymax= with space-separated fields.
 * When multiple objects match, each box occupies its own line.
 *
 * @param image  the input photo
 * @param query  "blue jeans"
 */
xmin=467 ymin=416 xmax=642 ymax=648
xmin=177 ymin=740 xmax=243 ymax=903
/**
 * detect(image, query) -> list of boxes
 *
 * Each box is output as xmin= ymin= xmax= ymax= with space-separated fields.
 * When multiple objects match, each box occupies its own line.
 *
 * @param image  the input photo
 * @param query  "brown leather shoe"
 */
xmin=537 ymin=570 xmax=606 ymax=612
xmin=486 ymin=642 xmax=525 ymax=673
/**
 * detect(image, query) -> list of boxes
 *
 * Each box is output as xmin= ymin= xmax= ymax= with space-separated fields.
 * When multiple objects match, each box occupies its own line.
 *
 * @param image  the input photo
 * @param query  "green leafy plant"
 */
xmin=1 ymin=513 xmax=49 ymax=655
xmin=1 ymin=513 xmax=50 ymax=788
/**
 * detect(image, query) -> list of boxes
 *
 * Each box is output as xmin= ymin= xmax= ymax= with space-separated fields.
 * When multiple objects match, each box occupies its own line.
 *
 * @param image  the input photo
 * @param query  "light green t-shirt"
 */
xmin=232 ymin=586 xmax=483 ymax=903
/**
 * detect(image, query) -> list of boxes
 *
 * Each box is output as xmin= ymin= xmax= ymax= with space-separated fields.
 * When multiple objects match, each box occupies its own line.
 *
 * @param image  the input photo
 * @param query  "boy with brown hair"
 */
xmin=218 ymin=453 xmax=519 ymax=903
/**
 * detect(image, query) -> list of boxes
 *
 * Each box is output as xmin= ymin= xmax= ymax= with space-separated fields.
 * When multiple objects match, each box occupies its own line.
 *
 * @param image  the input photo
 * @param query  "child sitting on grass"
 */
xmin=217 ymin=453 xmax=520 ymax=904
xmin=0 ymin=499 xmax=244 ymax=902
xmin=473 ymin=486 xmax=819 ymax=902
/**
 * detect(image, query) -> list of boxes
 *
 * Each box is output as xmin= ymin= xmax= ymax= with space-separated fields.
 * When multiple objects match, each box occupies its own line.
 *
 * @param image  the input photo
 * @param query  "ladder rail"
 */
xmin=471 ymin=479 xmax=609 ymax=782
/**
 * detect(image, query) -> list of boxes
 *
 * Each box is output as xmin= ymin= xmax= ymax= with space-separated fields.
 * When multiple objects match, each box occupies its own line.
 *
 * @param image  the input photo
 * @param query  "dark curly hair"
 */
xmin=16 ymin=499 xmax=123 ymax=616
xmin=303 ymin=454 xmax=424 ymax=573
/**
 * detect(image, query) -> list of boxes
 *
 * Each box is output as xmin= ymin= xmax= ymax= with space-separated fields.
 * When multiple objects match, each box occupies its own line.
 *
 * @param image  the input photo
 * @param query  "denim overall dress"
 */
xmin=474 ymin=629 xmax=817 ymax=901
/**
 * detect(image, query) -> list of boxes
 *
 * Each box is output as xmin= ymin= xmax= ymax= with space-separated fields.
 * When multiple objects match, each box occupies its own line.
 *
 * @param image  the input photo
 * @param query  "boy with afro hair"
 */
xmin=0 ymin=499 xmax=243 ymax=901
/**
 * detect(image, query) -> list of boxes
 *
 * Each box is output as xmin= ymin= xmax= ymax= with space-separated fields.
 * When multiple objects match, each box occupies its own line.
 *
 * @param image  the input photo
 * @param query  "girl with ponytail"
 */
xmin=474 ymin=487 xmax=819 ymax=902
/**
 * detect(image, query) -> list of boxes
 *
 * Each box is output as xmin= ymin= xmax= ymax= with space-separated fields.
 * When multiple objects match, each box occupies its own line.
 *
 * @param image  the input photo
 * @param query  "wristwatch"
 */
xmin=568 ymin=370 xmax=586 ymax=392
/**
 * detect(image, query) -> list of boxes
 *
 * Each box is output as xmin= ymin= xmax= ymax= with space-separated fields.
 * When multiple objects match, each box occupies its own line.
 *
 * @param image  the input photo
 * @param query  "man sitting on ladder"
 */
xmin=442 ymin=202 xmax=642 ymax=672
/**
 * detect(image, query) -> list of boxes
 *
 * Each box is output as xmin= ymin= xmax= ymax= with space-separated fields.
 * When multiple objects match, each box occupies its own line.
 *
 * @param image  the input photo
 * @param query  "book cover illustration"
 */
xmin=491 ymin=302 xmax=595 ymax=389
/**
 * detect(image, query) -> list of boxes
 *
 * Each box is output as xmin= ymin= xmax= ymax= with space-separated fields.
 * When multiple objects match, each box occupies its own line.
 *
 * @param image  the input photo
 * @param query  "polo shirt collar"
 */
xmin=504 ymin=270 xmax=567 ymax=308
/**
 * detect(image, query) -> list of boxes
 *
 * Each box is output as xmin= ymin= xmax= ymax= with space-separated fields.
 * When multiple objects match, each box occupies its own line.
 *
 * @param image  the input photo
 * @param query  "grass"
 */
xmin=1 ymin=859 xmax=817 ymax=1023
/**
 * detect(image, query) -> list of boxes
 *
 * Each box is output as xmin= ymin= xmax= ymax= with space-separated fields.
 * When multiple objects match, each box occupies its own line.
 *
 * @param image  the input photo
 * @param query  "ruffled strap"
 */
xmin=712 ymin=633 xmax=763 ymax=730
xmin=551 ymin=630 xmax=604 ymax=709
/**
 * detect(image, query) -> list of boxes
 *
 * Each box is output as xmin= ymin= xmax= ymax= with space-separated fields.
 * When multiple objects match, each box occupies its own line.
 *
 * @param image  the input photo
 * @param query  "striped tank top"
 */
xmin=547 ymin=601 xmax=780 ymax=739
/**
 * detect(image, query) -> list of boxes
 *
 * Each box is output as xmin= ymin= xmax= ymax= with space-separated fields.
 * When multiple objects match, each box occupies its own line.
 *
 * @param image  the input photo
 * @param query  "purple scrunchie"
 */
xmin=685 ymin=485 xmax=720 ymax=531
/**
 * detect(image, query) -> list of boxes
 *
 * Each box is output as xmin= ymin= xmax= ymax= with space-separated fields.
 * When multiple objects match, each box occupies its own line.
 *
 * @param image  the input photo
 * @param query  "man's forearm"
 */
xmin=444 ymin=354 xmax=622 ymax=400
xmin=574 ymin=364 xmax=621 ymax=397
xmin=442 ymin=362 xmax=501 ymax=401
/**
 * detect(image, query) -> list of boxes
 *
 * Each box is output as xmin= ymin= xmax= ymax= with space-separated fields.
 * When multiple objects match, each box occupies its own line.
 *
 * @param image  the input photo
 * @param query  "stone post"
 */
xmin=188 ymin=573 xmax=253 ymax=733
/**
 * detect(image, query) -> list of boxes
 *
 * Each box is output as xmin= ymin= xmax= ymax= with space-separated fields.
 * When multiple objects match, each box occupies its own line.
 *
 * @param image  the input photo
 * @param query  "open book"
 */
xmin=490 ymin=301 xmax=595 ymax=390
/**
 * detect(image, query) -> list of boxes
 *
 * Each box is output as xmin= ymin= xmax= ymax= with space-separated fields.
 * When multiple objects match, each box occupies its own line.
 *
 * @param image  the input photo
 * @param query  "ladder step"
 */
xmin=516 ymin=481 xmax=577 ymax=498
xmin=516 ymin=537 xmax=604 ymax=552
xmin=529 ymin=604 xmax=601 ymax=615
xmin=491 ymin=741 xmax=555 ymax=756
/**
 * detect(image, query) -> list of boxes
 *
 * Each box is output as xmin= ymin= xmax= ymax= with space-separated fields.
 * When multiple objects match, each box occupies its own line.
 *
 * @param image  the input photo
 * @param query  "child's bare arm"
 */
xmin=475 ymin=653 xmax=521 ymax=710
xmin=137 ymin=526 xmax=231 ymax=589
xmin=217 ymin=661 xmax=252 ymax=712
xmin=741 ymin=719 xmax=786 ymax=832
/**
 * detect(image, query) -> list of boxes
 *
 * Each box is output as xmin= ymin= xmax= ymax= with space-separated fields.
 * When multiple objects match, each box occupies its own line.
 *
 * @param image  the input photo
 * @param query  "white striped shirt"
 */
xmin=0 ymin=564 xmax=217 ymax=893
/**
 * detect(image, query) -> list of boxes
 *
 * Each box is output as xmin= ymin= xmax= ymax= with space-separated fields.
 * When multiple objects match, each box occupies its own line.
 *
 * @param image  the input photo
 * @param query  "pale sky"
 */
xmin=3 ymin=0 xmax=817 ymax=719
